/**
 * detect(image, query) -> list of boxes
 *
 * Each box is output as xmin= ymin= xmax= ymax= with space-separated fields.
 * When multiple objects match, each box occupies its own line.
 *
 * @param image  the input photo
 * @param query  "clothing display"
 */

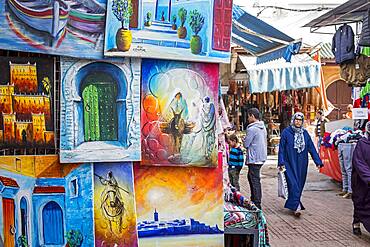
xmin=338 ymin=143 xmax=356 ymax=193
xmin=359 ymin=8 xmax=370 ymax=47
xmin=224 ymin=186 xmax=270 ymax=247
xmin=332 ymin=24 xmax=356 ymax=64
xmin=351 ymin=135 xmax=370 ymax=232
xmin=322 ymin=128 xmax=363 ymax=149
xmin=339 ymin=56 xmax=370 ymax=86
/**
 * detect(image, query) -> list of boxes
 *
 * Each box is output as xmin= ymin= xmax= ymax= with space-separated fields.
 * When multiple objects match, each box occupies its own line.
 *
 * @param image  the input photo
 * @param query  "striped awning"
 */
xmin=240 ymin=54 xmax=321 ymax=93
xmin=232 ymin=5 xmax=295 ymax=57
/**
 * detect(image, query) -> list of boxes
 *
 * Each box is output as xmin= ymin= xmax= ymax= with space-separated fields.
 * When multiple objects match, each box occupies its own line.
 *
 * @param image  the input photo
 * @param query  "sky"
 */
xmin=233 ymin=0 xmax=348 ymax=46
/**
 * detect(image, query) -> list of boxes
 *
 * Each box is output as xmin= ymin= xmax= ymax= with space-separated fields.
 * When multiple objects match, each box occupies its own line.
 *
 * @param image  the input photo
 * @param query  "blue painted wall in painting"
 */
xmin=0 ymin=165 xmax=94 ymax=247
xmin=170 ymin=0 xmax=212 ymax=54
xmin=142 ymin=0 xmax=157 ymax=27
xmin=0 ymin=170 xmax=35 ymax=246
xmin=32 ymin=180 xmax=66 ymax=246
xmin=156 ymin=0 xmax=170 ymax=21
xmin=65 ymin=164 xmax=94 ymax=247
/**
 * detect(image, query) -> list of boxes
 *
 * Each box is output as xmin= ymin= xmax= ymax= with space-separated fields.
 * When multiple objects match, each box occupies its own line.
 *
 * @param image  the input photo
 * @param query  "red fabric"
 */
xmin=319 ymin=146 xmax=342 ymax=182
xmin=353 ymin=98 xmax=362 ymax=108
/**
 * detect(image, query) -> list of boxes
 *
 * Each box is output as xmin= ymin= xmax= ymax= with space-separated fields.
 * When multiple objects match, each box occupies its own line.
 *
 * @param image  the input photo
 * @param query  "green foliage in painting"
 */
xmin=178 ymin=7 xmax=187 ymax=27
xmin=189 ymin=10 xmax=204 ymax=35
xmin=66 ymin=230 xmax=83 ymax=247
xmin=112 ymin=0 xmax=133 ymax=29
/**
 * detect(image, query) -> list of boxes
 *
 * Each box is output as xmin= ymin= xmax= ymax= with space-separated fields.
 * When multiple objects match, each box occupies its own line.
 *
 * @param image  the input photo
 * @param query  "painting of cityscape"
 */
xmin=141 ymin=59 xmax=218 ymax=167
xmin=60 ymin=57 xmax=141 ymax=163
xmin=0 ymin=0 xmax=108 ymax=59
xmin=134 ymin=163 xmax=224 ymax=247
xmin=0 ymin=156 xmax=94 ymax=247
xmin=0 ymin=56 xmax=55 ymax=157
xmin=94 ymin=163 xmax=138 ymax=247
xmin=104 ymin=0 xmax=232 ymax=63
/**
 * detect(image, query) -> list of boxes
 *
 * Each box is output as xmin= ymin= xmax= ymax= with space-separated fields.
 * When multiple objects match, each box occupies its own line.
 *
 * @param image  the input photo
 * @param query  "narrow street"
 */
xmin=240 ymin=157 xmax=370 ymax=247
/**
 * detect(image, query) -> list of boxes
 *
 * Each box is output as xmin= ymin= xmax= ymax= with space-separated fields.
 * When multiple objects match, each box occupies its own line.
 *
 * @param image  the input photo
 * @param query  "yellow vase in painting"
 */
xmin=116 ymin=28 xmax=132 ymax=52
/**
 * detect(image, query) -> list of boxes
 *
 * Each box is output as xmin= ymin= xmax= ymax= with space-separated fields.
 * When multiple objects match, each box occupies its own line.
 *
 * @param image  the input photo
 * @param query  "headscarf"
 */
xmin=291 ymin=112 xmax=305 ymax=153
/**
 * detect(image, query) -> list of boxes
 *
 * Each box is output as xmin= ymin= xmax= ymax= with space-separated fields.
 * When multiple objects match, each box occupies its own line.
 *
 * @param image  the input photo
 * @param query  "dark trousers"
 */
xmin=247 ymin=164 xmax=263 ymax=209
xmin=228 ymin=166 xmax=242 ymax=191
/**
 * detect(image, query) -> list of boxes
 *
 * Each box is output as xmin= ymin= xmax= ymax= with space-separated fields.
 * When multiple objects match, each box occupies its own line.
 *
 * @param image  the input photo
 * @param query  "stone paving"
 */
xmin=239 ymin=157 xmax=370 ymax=247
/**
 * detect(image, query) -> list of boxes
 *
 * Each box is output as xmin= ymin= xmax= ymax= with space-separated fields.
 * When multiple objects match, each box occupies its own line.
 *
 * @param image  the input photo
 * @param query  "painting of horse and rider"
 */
xmin=94 ymin=163 xmax=138 ymax=247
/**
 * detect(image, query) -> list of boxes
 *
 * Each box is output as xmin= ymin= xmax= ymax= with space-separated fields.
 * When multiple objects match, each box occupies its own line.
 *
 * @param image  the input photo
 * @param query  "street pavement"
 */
xmin=239 ymin=156 xmax=370 ymax=247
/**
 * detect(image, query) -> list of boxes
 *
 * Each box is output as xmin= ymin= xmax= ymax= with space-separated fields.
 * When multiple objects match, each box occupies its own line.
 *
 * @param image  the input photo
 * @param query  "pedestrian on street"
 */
xmin=315 ymin=109 xmax=329 ymax=150
xmin=278 ymin=112 xmax=323 ymax=217
xmin=351 ymin=121 xmax=370 ymax=235
xmin=244 ymin=108 xmax=267 ymax=209
xmin=227 ymin=134 xmax=244 ymax=191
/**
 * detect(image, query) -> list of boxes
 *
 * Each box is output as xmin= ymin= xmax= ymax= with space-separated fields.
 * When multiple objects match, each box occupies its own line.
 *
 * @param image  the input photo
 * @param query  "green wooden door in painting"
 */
xmin=82 ymin=82 xmax=118 ymax=142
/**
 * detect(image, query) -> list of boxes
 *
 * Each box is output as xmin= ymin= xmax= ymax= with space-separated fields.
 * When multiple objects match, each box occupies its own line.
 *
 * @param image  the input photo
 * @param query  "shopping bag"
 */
xmin=277 ymin=170 xmax=288 ymax=199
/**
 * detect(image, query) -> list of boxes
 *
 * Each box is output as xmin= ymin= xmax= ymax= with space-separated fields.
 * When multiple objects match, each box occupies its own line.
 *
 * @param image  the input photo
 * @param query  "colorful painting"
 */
xmin=134 ymin=163 xmax=224 ymax=247
xmin=60 ymin=57 xmax=141 ymax=163
xmin=0 ymin=155 xmax=94 ymax=247
xmin=0 ymin=56 xmax=55 ymax=156
xmin=141 ymin=59 xmax=218 ymax=167
xmin=0 ymin=0 xmax=108 ymax=59
xmin=104 ymin=0 xmax=233 ymax=63
xmin=94 ymin=163 xmax=138 ymax=247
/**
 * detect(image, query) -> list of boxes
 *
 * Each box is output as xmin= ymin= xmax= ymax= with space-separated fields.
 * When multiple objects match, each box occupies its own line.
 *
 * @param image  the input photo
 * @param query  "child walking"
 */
xmin=228 ymin=134 xmax=244 ymax=191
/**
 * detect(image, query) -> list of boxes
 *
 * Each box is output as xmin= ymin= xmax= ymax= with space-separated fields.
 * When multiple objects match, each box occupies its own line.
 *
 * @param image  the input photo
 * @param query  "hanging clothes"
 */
xmin=351 ymin=135 xmax=370 ymax=232
xmin=332 ymin=24 xmax=356 ymax=64
xmin=359 ymin=8 xmax=370 ymax=47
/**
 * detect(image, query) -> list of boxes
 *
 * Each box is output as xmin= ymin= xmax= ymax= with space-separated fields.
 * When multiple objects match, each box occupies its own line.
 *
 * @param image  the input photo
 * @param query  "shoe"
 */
xmin=343 ymin=192 xmax=352 ymax=199
xmin=293 ymin=211 xmax=301 ymax=217
xmin=353 ymin=224 xmax=362 ymax=236
xmin=337 ymin=191 xmax=347 ymax=196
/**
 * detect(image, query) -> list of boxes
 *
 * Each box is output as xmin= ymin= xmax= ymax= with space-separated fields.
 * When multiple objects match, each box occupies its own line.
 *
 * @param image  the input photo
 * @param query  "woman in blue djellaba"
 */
xmin=278 ymin=112 xmax=323 ymax=217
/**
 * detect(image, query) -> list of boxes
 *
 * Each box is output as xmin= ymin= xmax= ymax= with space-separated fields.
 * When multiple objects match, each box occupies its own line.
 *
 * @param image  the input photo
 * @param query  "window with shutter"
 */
xmin=212 ymin=0 xmax=232 ymax=52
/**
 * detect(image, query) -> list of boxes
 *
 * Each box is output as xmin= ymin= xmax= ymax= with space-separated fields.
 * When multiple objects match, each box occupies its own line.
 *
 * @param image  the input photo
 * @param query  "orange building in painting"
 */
xmin=0 ymin=63 xmax=53 ymax=146
xmin=10 ymin=62 xmax=38 ymax=93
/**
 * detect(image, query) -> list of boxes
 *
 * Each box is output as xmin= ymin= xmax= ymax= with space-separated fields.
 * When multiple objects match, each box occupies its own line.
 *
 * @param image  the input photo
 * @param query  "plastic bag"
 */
xmin=277 ymin=170 xmax=288 ymax=199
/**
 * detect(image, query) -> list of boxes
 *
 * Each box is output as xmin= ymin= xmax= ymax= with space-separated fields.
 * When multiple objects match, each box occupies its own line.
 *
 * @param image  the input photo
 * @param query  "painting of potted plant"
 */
xmin=144 ymin=12 xmax=152 ymax=26
xmin=189 ymin=10 xmax=204 ymax=54
xmin=177 ymin=7 xmax=187 ymax=39
xmin=171 ymin=14 xmax=177 ymax=30
xmin=112 ymin=0 xmax=133 ymax=51
xmin=66 ymin=230 xmax=84 ymax=247
xmin=17 ymin=236 xmax=28 ymax=247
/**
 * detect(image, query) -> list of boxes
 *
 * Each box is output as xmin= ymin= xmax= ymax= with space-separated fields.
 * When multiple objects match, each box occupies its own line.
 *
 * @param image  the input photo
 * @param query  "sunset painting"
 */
xmin=134 ymin=163 xmax=224 ymax=246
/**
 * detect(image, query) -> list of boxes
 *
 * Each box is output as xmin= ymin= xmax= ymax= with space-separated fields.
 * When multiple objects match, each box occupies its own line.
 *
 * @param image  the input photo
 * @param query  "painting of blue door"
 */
xmin=42 ymin=201 xmax=64 ymax=245
xmin=156 ymin=0 xmax=171 ymax=22
xmin=20 ymin=197 xmax=28 ymax=243
xmin=82 ymin=80 xmax=118 ymax=142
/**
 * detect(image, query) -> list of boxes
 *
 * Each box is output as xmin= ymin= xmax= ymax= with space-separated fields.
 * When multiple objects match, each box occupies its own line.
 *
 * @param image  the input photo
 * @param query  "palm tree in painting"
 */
xmin=42 ymin=77 xmax=51 ymax=96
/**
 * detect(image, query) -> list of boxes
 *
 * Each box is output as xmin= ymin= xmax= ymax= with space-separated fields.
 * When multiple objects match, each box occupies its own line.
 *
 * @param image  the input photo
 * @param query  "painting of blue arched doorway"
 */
xmin=42 ymin=201 xmax=64 ymax=245
xmin=75 ymin=62 xmax=128 ymax=147
xmin=156 ymin=0 xmax=171 ymax=22
xmin=20 ymin=197 xmax=28 ymax=243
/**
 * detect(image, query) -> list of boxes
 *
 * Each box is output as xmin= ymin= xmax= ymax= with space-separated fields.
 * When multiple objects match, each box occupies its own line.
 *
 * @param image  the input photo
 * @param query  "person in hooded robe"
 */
xmin=351 ymin=121 xmax=370 ymax=235
xmin=278 ymin=112 xmax=323 ymax=217
xmin=201 ymin=96 xmax=216 ymax=159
